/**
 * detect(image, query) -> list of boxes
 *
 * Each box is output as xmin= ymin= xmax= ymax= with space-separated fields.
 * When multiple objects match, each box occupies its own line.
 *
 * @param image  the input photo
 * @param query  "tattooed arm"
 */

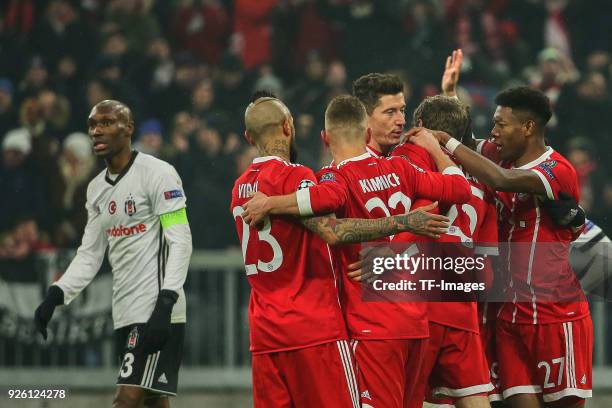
xmin=300 ymin=202 xmax=448 ymax=245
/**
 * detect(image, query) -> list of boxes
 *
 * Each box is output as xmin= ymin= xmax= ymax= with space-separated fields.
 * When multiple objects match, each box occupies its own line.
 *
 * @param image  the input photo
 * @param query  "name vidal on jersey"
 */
xmin=238 ymin=181 xmax=258 ymax=198
xmin=359 ymin=173 xmax=401 ymax=193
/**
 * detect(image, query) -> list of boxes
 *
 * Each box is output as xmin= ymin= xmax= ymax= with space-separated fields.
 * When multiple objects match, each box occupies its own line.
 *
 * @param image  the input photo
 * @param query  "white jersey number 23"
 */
xmin=233 ymin=206 xmax=283 ymax=276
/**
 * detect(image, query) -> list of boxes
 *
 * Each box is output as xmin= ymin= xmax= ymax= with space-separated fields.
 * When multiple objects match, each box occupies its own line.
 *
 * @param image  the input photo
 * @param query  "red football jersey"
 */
xmin=230 ymin=156 xmax=347 ymax=354
xmin=431 ymin=173 xmax=499 ymax=332
xmin=390 ymin=145 xmax=499 ymax=333
xmin=478 ymin=141 xmax=589 ymax=324
xmin=390 ymin=142 xmax=438 ymax=174
xmin=388 ymin=144 xmax=440 ymax=244
xmin=302 ymin=152 xmax=471 ymax=340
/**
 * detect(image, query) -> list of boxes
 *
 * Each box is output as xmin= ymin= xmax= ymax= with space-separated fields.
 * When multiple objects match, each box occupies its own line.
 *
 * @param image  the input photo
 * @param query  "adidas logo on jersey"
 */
xmin=361 ymin=390 xmax=371 ymax=400
xmin=158 ymin=373 xmax=168 ymax=384
xmin=581 ymin=374 xmax=587 ymax=385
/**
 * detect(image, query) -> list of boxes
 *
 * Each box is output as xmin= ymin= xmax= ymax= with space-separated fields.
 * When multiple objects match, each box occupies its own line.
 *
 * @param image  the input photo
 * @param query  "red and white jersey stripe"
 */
xmin=479 ymin=141 xmax=589 ymax=324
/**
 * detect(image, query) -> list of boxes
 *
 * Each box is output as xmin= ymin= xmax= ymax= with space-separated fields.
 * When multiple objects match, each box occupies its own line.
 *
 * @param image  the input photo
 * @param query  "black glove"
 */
xmin=541 ymin=192 xmax=586 ymax=228
xmin=142 ymin=290 xmax=178 ymax=354
xmin=34 ymin=286 xmax=64 ymax=340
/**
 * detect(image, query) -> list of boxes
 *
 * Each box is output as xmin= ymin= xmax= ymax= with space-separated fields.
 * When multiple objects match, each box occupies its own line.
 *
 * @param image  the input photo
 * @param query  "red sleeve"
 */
xmin=394 ymin=158 xmax=471 ymax=205
xmin=295 ymin=167 xmax=348 ymax=216
xmin=530 ymin=159 xmax=579 ymax=201
xmin=477 ymin=140 xmax=501 ymax=163
xmin=474 ymin=198 xmax=499 ymax=288
xmin=390 ymin=143 xmax=437 ymax=172
xmin=475 ymin=197 xmax=499 ymax=256
xmin=284 ymin=165 xmax=318 ymax=193
xmin=390 ymin=145 xmax=439 ymax=244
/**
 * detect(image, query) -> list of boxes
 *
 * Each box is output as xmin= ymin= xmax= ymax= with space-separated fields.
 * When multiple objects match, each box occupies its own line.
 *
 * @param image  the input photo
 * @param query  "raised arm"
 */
xmin=441 ymin=49 xmax=463 ymax=98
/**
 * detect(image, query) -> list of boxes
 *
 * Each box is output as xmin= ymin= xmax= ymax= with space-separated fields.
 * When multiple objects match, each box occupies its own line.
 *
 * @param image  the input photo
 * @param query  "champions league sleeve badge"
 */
xmin=297 ymin=179 xmax=315 ymax=190
xmin=124 ymin=194 xmax=137 ymax=216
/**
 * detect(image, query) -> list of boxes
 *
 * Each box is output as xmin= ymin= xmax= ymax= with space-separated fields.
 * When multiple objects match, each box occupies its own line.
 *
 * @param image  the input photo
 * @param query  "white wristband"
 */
xmin=296 ymin=188 xmax=314 ymax=216
xmin=445 ymin=138 xmax=462 ymax=155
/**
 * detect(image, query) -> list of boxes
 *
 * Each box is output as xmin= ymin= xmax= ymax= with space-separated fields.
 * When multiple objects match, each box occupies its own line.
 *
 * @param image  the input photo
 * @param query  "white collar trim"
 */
xmin=253 ymin=155 xmax=285 ymax=164
xmin=366 ymin=145 xmax=381 ymax=157
xmin=337 ymin=152 xmax=373 ymax=168
xmin=514 ymin=147 xmax=554 ymax=169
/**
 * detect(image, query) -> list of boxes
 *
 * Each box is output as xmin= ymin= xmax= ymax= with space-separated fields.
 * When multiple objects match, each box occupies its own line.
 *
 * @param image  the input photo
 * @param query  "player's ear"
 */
xmin=524 ymin=119 xmax=536 ymax=136
xmin=244 ymin=130 xmax=254 ymax=146
xmin=321 ymin=130 xmax=329 ymax=147
xmin=125 ymin=121 xmax=134 ymax=138
xmin=365 ymin=127 xmax=372 ymax=145
xmin=282 ymin=119 xmax=292 ymax=137
xmin=416 ymin=118 xmax=423 ymax=127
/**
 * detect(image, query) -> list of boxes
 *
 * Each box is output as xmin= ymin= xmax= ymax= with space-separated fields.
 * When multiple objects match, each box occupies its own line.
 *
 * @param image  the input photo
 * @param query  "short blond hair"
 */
xmin=325 ymin=95 xmax=367 ymax=140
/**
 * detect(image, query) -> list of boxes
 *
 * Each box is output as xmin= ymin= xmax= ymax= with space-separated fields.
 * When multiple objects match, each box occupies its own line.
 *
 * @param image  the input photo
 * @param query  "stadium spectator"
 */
xmin=3 ymin=0 xmax=35 ymax=41
xmin=232 ymin=0 xmax=279 ymax=70
xmin=152 ymin=53 xmax=202 ymax=125
xmin=131 ymin=37 xmax=175 ymax=102
xmin=0 ymin=0 xmax=607 ymax=251
xmin=213 ymin=54 xmax=253 ymax=128
xmin=556 ymin=70 xmax=612 ymax=154
xmin=37 ymin=89 xmax=72 ymax=141
xmin=190 ymin=79 xmax=229 ymax=131
xmin=0 ymin=78 xmax=18 ymax=137
xmin=134 ymin=119 xmax=164 ymax=158
xmin=31 ymin=0 xmax=94 ymax=69
xmin=286 ymin=51 xmax=328 ymax=116
xmin=85 ymin=79 xmax=114 ymax=113
xmin=182 ymin=124 xmax=236 ymax=249
xmin=170 ymin=0 xmax=230 ymax=65
xmin=53 ymin=132 xmax=97 ymax=248
xmin=17 ymin=57 xmax=49 ymax=102
xmin=52 ymin=56 xmax=82 ymax=122
xmin=0 ymin=128 xmax=45 ymax=232
xmin=252 ymin=65 xmax=284 ymax=100
xmin=105 ymin=0 xmax=160 ymax=56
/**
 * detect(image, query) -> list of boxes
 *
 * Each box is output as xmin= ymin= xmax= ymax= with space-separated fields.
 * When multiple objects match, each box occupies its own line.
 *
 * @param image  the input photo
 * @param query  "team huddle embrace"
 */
xmin=232 ymin=50 xmax=592 ymax=408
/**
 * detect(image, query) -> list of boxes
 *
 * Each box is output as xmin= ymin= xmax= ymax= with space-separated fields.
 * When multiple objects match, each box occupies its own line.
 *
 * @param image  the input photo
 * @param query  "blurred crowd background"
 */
xmin=0 ymin=0 xmax=611 ymax=269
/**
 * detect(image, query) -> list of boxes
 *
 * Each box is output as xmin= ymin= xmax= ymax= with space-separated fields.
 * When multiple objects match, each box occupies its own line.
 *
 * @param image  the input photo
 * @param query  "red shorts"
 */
xmin=480 ymin=318 xmax=503 ymax=403
xmin=351 ymin=338 xmax=426 ymax=408
xmin=496 ymin=316 xmax=593 ymax=403
xmin=413 ymin=322 xmax=491 ymax=408
xmin=252 ymin=340 xmax=360 ymax=408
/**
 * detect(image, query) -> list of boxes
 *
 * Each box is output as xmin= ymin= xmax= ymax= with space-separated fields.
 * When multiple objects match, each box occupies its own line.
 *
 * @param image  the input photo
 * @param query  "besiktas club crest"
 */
xmin=127 ymin=326 xmax=139 ymax=349
xmin=124 ymin=194 xmax=137 ymax=216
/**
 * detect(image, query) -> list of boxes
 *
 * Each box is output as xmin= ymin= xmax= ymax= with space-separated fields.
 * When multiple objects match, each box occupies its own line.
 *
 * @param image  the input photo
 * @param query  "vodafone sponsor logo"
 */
xmin=106 ymin=223 xmax=147 ymax=237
